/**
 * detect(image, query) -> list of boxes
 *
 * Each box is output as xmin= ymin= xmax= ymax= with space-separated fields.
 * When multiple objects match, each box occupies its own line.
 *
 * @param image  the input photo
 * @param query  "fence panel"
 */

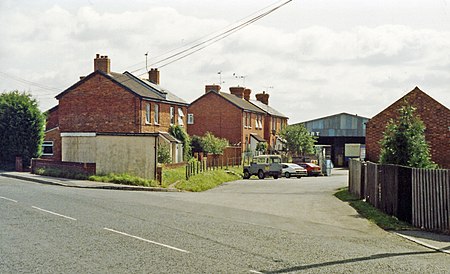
xmin=365 ymin=162 xmax=379 ymax=208
xmin=378 ymin=164 xmax=398 ymax=216
xmin=348 ymin=159 xmax=363 ymax=198
xmin=412 ymin=168 xmax=450 ymax=233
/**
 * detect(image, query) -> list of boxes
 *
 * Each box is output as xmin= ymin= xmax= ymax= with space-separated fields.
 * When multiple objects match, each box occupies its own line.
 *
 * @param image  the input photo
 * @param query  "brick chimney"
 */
xmin=243 ymin=88 xmax=251 ymax=101
xmin=94 ymin=54 xmax=111 ymax=74
xmin=229 ymin=86 xmax=245 ymax=99
xmin=255 ymin=91 xmax=269 ymax=105
xmin=148 ymin=68 xmax=160 ymax=85
xmin=205 ymin=84 xmax=221 ymax=93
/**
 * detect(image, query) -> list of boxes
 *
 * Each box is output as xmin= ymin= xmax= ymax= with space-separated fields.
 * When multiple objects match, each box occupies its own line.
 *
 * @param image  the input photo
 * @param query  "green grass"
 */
xmin=175 ymin=168 xmax=242 ymax=192
xmin=89 ymin=173 xmax=159 ymax=187
xmin=162 ymin=164 xmax=243 ymax=191
xmin=334 ymin=187 xmax=414 ymax=231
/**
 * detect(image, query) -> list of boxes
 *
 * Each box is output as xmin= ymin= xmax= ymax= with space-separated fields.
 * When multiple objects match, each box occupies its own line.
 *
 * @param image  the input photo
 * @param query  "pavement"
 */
xmin=1 ymin=170 xmax=449 ymax=256
xmin=0 ymin=171 xmax=179 ymax=192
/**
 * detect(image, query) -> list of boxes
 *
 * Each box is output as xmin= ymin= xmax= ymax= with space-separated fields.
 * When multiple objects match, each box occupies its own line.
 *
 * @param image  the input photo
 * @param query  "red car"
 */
xmin=298 ymin=163 xmax=322 ymax=176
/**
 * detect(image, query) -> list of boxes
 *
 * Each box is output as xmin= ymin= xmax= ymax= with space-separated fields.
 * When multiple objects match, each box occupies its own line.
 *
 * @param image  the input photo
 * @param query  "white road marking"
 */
xmin=0 ymin=196 xmax=18 ymax=203
xmin=31 ymin=206 xmax=77 ymax=221
xmin=249 ymin=270 xmax=263 ymax=274
xmin=104 ymin=227 xmax=190 ymax=253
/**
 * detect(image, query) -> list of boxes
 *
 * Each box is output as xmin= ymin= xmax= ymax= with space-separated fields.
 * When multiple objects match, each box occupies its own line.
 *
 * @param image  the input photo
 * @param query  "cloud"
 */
xmin=0 ymin=2 xmax=449 ymax=122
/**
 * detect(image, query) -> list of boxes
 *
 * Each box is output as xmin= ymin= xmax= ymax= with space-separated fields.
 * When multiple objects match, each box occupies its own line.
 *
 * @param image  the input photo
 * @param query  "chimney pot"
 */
xmin=255 ymin=91 xmax=270 ymax=105
xmin=148 ymin=68 xmax=160 ymax=85
xmin=205 ymin=84 xmax=221 ymax=93
xmin=94 ymin=54 xmax=111 ymax=74
xmin=229 ymin=86 xmax=246 ymax=99
xmin=244 ymin=88 xmax=251 ymax=101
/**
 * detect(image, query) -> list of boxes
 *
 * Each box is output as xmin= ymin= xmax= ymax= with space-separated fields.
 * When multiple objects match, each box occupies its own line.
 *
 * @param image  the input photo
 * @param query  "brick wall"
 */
xmin=31 ymin=159 xmax=96 ymax=176
xmin=58 ymin=73 xmax=140 ymax=133
xmin=45 ymin=106 xmax=59 ymax=131
xmin=42 ymin=128 xmax=61 ymax=161
xmin=140 ymin=102 xmax=187 ymax=133
xmin=188 ymin=92 xmax=243 ymax=145
xmin=366 ymin=87 xmax=450 ymax=168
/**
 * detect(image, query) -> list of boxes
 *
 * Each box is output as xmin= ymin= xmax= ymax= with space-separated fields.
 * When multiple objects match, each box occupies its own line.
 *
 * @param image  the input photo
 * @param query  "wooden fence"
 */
xmin=348 ymin=159 xmax=450 ymax=234
xmin=185 ymin=156 xmax=242 ymax=180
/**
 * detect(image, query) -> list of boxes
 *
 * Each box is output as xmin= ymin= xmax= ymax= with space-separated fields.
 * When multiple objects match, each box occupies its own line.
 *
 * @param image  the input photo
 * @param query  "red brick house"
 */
xmin=366 ymin=87 xmax=450 ymax=169
xmin=250 ymin=92 xmax=288 ymax=153
xmin=43 ymin=54 xmax=188 ymax=164
xmin=188 ymin=85 xmax=288 ymax=155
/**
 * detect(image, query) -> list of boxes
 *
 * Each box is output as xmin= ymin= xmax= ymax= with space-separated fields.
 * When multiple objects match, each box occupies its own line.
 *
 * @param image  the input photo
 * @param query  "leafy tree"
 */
xmin=280 ymin=124 xmax=316 ymax=157
xmin=256 ymin=141 xmax=268 ymax=153
xmin=0 ymin=91 xmax=45 ymax=166
xmin=380 ymin=102 xmax=437 ymax=168
xmin=169 ymin=125 xmax=191 ymax=160
xmin=190 ymin=135 xmax=203 ymax=153
xmin=200 ymin=132 xmax=229 ymax=155
xmin=157 ymin=143 xmax=172 ymax=164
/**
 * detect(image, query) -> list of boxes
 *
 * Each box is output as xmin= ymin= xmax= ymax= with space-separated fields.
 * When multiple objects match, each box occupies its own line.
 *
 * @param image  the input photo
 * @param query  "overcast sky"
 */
xmin=1 ymin=0 xmax=449 ymax=123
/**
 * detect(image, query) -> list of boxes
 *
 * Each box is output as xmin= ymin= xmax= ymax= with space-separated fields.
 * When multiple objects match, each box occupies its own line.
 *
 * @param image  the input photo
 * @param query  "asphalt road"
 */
xmin=1 ymin=170 xmax=449 ymax=273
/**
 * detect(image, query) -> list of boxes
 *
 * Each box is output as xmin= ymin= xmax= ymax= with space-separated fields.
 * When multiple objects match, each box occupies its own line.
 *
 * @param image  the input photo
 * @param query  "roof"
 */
xmin=298 ymin=112 xmax=369 ymax=124
xmin=218 ymin=92 xmax=265 ymax=113
xmin=56 ymin=70 xmax=187 ymax=105
xmin=371 ymin=86 xmax=450 ymax=120
xmin=250 ymin=133 xmax=266 ymax=142
xmin=250 ymin=99 xmax=288 ymax=118
xmin=159 ymin=131 xmax=182 ymax=143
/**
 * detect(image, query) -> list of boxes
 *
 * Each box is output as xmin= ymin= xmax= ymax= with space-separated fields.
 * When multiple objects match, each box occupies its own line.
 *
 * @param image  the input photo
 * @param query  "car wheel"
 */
xmin=296 ymin=176 xmax=302 ymax=179
xmin=273 ymin=174 xmax=279 ymax=179
xmin=243 ymin=170 xmax=250 ymax=179
xmin=285 ymin=172 xmax=290 ymax=178
xmin=257 ymin=170 xmax=265 ymax=179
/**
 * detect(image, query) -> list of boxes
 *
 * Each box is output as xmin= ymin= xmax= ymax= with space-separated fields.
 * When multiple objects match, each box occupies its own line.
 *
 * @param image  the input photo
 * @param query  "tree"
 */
xmin=0 ymin=91 xmax=45 ymax=166
xmin=199 ymin=132 xmax=229 ymax=155
xmin=280 ymin=124 xmax=316 ymax=157
xmin=169 ymin=125 xmax=191 ymax=160
xmin=380 ymin=102 xmax=437 ymax=168
xmin=157 ymin=143 xmax=172 ymax=164
xmin=256 ymin=141 xmax=268 ymax=154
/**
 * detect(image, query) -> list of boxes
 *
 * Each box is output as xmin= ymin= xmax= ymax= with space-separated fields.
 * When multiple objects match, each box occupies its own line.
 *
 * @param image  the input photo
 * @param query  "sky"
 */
xmin=1 ymin=0 xmax=449 ymax=124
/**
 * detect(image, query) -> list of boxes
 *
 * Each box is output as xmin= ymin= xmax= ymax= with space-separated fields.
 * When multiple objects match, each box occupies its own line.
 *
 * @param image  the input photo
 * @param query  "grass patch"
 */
xmin=176 ymin=168 xmax=242 ymax=192
xmin=35 ymin=167 xmax=88 ymax=180
xmin=161 ymin=166 xmax=186 ymax=188
xmin=335 ymin=187 xmax=413 ymax=231
xmin=89 ymin=173 xmax=159 ymax=187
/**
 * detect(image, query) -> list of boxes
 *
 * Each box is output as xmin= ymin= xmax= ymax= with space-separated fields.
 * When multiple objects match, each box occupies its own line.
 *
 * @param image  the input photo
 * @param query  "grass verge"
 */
xmin=89 ymin=173 xmax=159 ymax=187
xmin=163 ymin=165 xmax=243 ymax=192
xmin=334 ymin=187 xmax=413 ymax=231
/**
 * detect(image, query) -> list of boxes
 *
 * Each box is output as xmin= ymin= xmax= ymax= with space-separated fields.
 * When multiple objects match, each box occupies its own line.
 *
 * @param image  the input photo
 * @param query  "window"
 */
xmin=178 ymin=107 xmax=185 ymax=126
xmin=154 ymin=104 xmax=159 ymax=124
xmin=187 ymin=113 xmax=194 ymax=124
xmin=170 ymin=106 xmax=175 ymax=125
xmin=145 ymin=103 xmax=151 ymax=124
xmin=42 ymin=141 xmax=53 ymax=156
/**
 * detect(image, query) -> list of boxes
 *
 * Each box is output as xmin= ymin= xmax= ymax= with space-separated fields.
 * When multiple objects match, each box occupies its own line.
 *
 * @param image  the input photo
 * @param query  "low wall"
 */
xmin=31 ymin=159 xmax=96 ymax=176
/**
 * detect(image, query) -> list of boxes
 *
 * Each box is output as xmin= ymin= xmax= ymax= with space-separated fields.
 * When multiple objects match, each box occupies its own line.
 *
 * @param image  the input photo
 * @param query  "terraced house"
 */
xmin=41 ymin=54 xmax=188 ymax=179
xmin=188 ymin=84 xmax=288 ymax=155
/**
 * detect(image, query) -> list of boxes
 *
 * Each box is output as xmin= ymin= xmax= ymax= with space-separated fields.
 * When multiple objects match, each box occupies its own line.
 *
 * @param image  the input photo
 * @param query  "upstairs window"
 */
xmin=187 ymin=113 xmax=194 ymax=124
xmin=154 ymin=104 xmax=159 ymax=124
xmin=170 ymin=106 xmax=175 ymax=125
xmin=145 ymin=103 xmax=151 ymax=124
xmin=178 ymin=107 xmax=185 ymax=126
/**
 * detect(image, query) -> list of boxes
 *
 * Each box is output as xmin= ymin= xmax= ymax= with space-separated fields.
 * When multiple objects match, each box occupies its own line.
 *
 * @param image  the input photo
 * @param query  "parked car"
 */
xmin=243 ymin=155 xmax=282 ymax=179
xmin=281 ymin=163 xmax=307 ymax=178
xmin=298 ymin=163 xmax=322 ymax=176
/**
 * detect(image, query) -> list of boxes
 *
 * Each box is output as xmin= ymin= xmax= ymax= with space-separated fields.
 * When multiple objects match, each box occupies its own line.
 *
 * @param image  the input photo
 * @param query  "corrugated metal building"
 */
xmin=296 ymin=113 xmax=369 ymax=166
